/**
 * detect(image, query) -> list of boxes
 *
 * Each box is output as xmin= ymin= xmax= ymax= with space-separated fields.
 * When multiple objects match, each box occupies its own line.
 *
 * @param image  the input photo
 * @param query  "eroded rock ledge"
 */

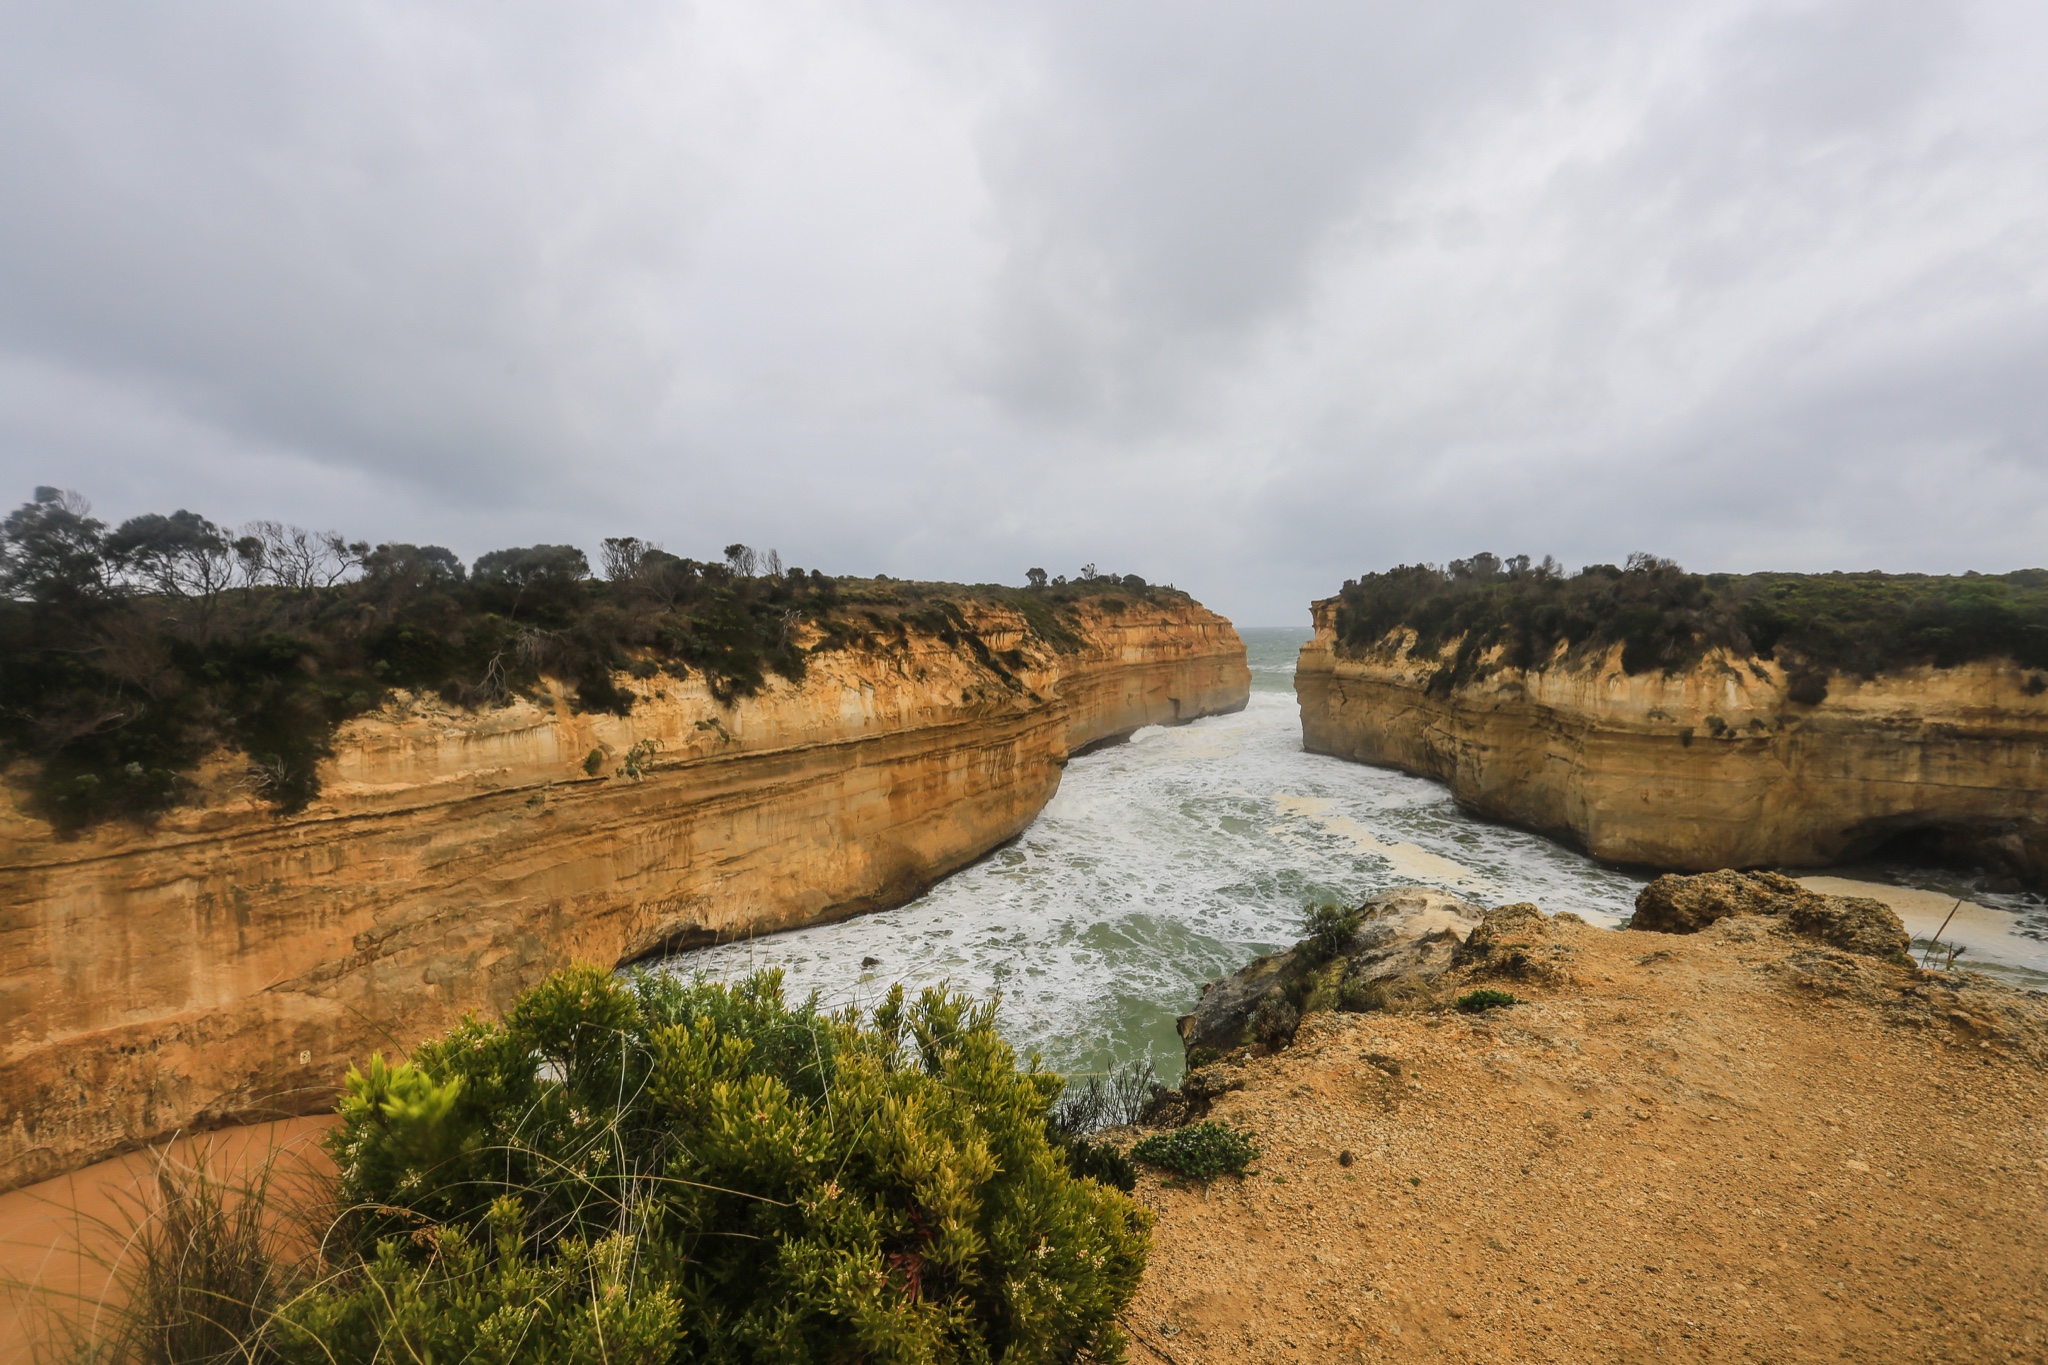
xmin=1295 ymin=599 xmax=2048 ymax=882
xmin=0 ymin=597 xmax=1247 ymax=1190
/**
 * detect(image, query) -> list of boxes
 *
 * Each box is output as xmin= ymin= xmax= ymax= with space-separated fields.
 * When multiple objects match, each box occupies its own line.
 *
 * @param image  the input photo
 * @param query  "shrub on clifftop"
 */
xmin=1128 ymin=1122 xmax=1261 ymax=1182
xmin=0 ymin=486 xmax=1180 ymax=833
xmin=1331 ymin=553 xmax=2048 ymax=686
xmin=275 ymin=965 xmax=1148 ymax=1363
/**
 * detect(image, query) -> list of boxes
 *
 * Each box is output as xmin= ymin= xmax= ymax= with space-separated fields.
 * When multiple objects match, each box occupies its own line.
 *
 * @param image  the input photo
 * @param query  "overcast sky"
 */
xmin=3 ymin=2 xmax=2044 ymax=625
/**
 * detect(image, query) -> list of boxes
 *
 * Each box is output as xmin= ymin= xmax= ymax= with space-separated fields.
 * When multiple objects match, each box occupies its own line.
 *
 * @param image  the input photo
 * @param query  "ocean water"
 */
xmin=662 ymin=626 xmax=2048 ymax=1080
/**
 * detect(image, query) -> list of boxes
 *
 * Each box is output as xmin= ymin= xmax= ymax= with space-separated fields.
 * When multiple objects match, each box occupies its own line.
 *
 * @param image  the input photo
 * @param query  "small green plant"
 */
xmin=1129 ymin=1121 xmax=1261 ymax=1181
xmin=614 ymin=736 xmax=661 ymax=779
xmin=1300 ymin=901 xmax=1362 ymax=961
xmin=1455 ymin=988 xmax=1520 ymax=1013
xmin=581 ymin=746 xmax=605 ymax=776
xmin=1250 ymin=992 xmax=1300 ymax=1049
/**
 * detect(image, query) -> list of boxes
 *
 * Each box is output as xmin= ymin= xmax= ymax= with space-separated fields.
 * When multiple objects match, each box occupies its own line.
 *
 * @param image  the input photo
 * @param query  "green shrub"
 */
xmin=272 ymin=1205 xmax=678 ymax=1365
xmin=1299 ymin=902 xmax=1361 ymax=962
xmin=1250 ymin=993 xmax=1300 ymax=1050
xmin=1128 ymin=1122 xmax=1261 ymax=1181
xmin=291 ymin=964 xmax=1148 ymax=1363
xmin=1332 ymin=554 xmax=2048 ymax=684
xmin=1052 ymin=1134 xmax=1138 ymax=1195
xmin=1455 ymin=988 xmax=1520 ymax=1013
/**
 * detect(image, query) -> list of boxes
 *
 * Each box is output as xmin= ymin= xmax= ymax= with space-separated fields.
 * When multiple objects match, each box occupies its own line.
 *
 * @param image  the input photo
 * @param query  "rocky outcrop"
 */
xmin=0 ymin=597 xmax=1248 ymax=1190
xmin=1295 ymin=600 xmax=2048 ymax=883
xmin=1630 ymin=869 xmax=1910 ymax=957
xmin=1177 ymin=887 xmax=1485 ymax=1060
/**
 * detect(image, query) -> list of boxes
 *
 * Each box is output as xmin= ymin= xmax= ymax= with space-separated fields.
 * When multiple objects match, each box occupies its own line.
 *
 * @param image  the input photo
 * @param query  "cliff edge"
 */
xmin=0 ymin=596 xmax=1248 ymax=1190
xmin=1121 ymin=884 xmax=2048 ymax=1362
xmin=1296 ymin=597 xmax=2048 ymax=881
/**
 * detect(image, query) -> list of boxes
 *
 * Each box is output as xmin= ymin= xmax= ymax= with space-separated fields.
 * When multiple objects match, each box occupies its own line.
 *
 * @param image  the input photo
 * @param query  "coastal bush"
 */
xmin=1128 ymin=1122 xmax=1261 ymax=1182
xmin=271 ymin=1214 xmax=679 ymax=1365
xmin=1454 ymin=988 xmax=1520 ymax=1013
xmin=1251 ymin=993 xmax=1301 ymax=1050
xmin=1300 ymin=902 xmax=1362 ymax=962
xmin=1330 ymin=553 xmax=2048 ymax=685
xmin=285 ymin=965 xmax=1148 ymax=1363
xmin=0 ymin=487 xmax=1172 ymax=833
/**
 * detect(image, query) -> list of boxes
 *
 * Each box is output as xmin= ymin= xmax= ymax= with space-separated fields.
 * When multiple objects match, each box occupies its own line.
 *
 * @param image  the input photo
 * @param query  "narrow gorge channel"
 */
xmin=671 ymin=627 xmax=2048 ymax=1081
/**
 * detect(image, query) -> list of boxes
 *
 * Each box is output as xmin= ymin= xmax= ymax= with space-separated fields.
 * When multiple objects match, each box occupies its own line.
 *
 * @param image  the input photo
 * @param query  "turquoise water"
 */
xmin=662 ymin=626 xmax=2048 ymax=1079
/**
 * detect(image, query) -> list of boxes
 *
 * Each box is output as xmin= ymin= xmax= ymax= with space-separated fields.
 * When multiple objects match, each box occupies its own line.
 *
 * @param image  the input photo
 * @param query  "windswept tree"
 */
xmin=105 ymin=510 xmax=240 ymax=641
xmin=235 ymin=521 xmax=366 ymax=592
xmin=470 ymin=544 xmax=589 ymax=620
xmin=600 ymin=535 xmax=650 ymax=582
xmin=0 ymin=486 xmax=111 ymax=605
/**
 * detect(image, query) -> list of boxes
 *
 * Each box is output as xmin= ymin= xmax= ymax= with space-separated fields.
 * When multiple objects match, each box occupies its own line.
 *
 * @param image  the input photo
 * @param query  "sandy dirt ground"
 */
xmin=1122 ymin=913 xmax=2048 ymax=1365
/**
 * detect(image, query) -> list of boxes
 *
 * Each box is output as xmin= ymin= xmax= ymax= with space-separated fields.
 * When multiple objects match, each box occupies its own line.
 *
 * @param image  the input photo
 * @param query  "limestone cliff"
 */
xmin=1296 ymin=599 xmax=2048 ymax=882
xmin=0 ymin=598 xmax=1247 ymax=1189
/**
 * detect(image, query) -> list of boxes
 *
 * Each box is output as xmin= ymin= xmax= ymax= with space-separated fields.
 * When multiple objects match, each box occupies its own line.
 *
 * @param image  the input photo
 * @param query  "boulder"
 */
xmin=1176 ymin=946 xmax=1320 ymax=1059
xmin=1452 ymin=902 xmax=1564 ymax=981
xmin=1631 ymin=870 xmax=1808 ymax=933
xmin=1781 ymin=894 xmax=1912 ymax=959
xmin=1630 ymin=870 xmax=1908 ymax=958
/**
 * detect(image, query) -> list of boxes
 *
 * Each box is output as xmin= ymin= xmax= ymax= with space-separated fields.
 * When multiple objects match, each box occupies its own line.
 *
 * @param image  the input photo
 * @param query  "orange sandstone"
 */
xmin=1295 ymin=599 xmax=2048 ymax=879
xmin=0 ymin=597 xmax=1247 ymax=1191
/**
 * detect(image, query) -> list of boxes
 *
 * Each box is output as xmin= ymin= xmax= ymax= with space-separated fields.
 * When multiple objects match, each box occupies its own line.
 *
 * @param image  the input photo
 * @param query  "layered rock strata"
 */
xmin=0 ymin=598 xmax=1248 ymax=1190
xmin=1296 ymin=599 xmax=2048 ymax=881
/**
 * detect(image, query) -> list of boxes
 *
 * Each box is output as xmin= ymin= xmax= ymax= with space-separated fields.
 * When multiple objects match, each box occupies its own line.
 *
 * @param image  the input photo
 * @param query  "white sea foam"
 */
xmin=662 ymin=627 xmax=2048 ymax=1077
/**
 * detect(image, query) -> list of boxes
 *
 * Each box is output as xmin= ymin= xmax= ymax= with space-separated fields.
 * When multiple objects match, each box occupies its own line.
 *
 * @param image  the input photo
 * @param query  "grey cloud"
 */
xmin=0 ymin=0 xmax=2043 ymax=626
xmin=965 ymin=2 xmax=1631 ymax=429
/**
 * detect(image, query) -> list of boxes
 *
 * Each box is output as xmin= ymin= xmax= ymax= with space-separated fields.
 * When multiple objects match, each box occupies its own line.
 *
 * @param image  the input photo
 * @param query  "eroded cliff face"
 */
xmin=1297 ymin=599 xmax=2048 ymax=881
xmin=0 ymin=599 xmax=1247 ymax=1189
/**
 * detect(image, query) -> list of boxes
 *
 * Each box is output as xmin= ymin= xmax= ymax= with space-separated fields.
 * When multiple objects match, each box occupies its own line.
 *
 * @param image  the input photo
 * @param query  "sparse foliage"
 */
xmin=1300 ymin=902 xmax=1361 ymax=961
xmin=19 ymin=1137 xmax=325 ymax=1365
